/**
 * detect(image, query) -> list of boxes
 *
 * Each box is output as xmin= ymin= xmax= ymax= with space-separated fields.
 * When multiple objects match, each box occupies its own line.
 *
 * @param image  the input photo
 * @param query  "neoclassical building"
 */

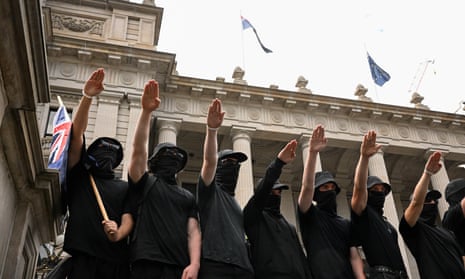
xmin=2 ymin=0 xmax=465 ymax=277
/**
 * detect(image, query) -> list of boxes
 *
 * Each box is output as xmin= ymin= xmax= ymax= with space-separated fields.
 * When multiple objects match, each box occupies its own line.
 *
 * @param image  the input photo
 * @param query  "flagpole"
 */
xmin=240 ymin=11 xmax=246 ymax=71
xmin=57 ymin=95 xmax=64 ymax=107
xmin=89 ymin=174 xmax=110 ymax=221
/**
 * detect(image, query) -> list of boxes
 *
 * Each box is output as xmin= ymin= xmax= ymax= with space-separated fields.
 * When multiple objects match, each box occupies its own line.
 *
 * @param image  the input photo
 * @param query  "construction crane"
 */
xmin=408 ymin=59 xmax=435 ymax=93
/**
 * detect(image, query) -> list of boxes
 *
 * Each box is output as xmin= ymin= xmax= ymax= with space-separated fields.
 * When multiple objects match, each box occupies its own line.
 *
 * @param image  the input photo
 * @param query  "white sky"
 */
xmin=139 ymin=0 xmax=465 ymax=114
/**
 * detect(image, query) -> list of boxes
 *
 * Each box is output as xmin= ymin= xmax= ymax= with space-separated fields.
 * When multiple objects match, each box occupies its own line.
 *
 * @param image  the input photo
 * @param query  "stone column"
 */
xmin=427 ymin=150 xmax=450 ymax=218
xmin=156 ymin=118 xmax=181 ymax=145
xmin=92 ymin=96 xmax=120 ymax=139
xmin=368 ymin=149 xmax=412 ymax=278
xmin=300 ymin=134 xmax=322 ymax=172
xmin=122 ymin=95 xmax=141 ymax=177
xmin=231 ymin=126 xmax=255 ymax=208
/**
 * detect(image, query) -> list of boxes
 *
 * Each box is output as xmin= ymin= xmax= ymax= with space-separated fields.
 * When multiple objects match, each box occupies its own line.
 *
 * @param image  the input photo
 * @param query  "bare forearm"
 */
xmin=298 ymin=150 xmax=318 ymax=212
xmin=200 ymin=127 xmax=218 ymax=185
xmin=129 ymin=109 xmax=152 ymax=180
xmin=351 ymin=155 xmax=369 ymax=214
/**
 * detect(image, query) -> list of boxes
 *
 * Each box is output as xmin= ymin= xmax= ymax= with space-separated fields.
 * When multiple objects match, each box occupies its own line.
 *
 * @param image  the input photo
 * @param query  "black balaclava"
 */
xmin=87 ymin=137 xmax=123 ymax=179
xmin=367 ymin=191 xmax=386 ymax=215
xmin=216 ymin=161 xmax=241 ymax=196
xmin=264 ymin=194 xmax=281 ymax=216
xmin=314 ymin=189 xmax=337 ymax=215
xmin=215 ymin=149 xmax=247 ymax=196
xmin=148 ymin=143 xmax=187 ymax=185
xmin=420 ymin=203 xmax=439 ymax=226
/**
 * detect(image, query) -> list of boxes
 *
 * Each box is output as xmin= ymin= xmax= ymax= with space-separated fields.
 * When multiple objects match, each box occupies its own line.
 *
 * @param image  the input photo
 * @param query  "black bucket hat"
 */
xmin=272 ymin=180 xmax=289 ymax=191
xmin=148 ymin=142 xmax=188 ymax=172
xmin=87 ymin=137 xmax=123 ymax=168
xmin=367 ymin=175 xmax=391 ymax=195
xmin=425 ymin=189 xmax=442 ymax=201
xmin=445 ymin=178 xmax=465 ymax=203
xmin=217 ymin=149 xmax=248 ymax=163
xmin=315 ymin=171 xmax=341 ymax=194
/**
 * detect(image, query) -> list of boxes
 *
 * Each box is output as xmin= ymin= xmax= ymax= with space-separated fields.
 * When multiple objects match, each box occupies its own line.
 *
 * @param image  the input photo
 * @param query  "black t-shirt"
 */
xmin=443 ymin=204 xmax=465 ymax=252
xmin=351 ymin=206 xmax=406 ymax=272
xmin=64 ymin=152 xmax=131 ymax=263
xmin=243 ymin=158 xmax=312 ymax=279
xmin=299 ymin=205 xmax=356 ymax=279
xmin=129 ymin=173 xmax=198 ymax=268
xmin=197 ymin=177 xmax=253 ymax=272
xmin=399 ymin=216 xmax=465 ymax=278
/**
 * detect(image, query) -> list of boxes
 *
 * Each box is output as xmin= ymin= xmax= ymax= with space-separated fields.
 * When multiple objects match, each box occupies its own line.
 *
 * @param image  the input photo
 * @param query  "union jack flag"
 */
xmin=48 ymin=101 xmax=72 ymax=190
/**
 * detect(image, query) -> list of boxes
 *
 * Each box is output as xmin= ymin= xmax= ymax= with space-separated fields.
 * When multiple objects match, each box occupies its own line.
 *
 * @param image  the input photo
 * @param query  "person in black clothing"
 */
xmin=298 ymin=125 xmax=365 ymax=279
xmin=443 ymin=178 xmax=465 ymax=254
xmin=244 ymin=140 xmax=312 ymax=279
xmin=65 ymin=68 xmax=133 ymax=279
xmin=196 ymin=98 xmax=254 ymax=279
xmin=399 ymin=151 xmax=465 ymax=279
xmin=128 ymin=79 xmax=201 ymax=279
xmin=351 ymin=130 xmax=408 ymax=279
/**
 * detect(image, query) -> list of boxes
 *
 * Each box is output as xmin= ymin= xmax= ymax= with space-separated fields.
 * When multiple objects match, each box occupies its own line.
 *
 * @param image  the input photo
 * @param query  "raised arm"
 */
xmin=298 ymin=124 xmax=327 ymax=213
xmin=182 ymin=217 xmax=201 ymax=279
xmin=404 ymin=151 xmax=442 ymax=226
xmin=200 ymin=98 xmax=225 ymax=186
xmin=351 ymin=130 xmax=382 ymax=215
xmin=128 ymin=80 xmax=160 ymax=183
xmin=68 ymin=68 xmax=105 ymax=168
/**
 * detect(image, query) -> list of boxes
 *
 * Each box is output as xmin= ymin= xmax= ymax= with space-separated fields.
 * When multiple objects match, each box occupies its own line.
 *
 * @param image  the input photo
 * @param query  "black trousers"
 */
xmin=198 ymin=259 xmax=254 ymax=279
xmin=68 ymin=252 xmax=130 ymax=279
xmin=368 ymin=266 xmax=409 ymax=279
xmin=130 ymin=260 xmax=183 ymax=279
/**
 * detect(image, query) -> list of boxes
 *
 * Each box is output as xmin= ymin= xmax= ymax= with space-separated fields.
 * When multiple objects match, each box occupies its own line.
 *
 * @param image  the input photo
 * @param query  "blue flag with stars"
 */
xmin=367 ymin=53 xmax=391 ymax=86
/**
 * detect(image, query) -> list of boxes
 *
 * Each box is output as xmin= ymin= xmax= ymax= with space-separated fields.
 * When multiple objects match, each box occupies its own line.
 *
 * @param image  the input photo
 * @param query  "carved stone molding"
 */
xmin=52 ymin=13 xmax=104 ymax=35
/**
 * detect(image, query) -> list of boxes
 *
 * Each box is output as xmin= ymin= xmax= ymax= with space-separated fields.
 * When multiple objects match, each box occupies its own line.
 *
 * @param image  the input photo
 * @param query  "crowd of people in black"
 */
xmin=61 ymin=68 xmax=465 ymax=279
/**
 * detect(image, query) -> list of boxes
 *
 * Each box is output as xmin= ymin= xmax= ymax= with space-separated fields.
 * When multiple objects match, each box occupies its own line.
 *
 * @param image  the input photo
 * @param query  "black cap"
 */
xmin=367 ymin=175 xmax=391 ymax=195
xmin=315 ymin=171 xmax=340 ymax=194
xmin=272 ymin=180 xmax=289 ymax=190
xmin=148 ymin=142 xmax=188 ymax=172
xmin=87 ymin=137 xmax=123 ymax=168
xmin=218 ymin=149 xmax=248 ymax=163
xmin=445 ymin=178 xmax=465 ymax=203
xmin=425 ymin=189 xmax=442 ymax=201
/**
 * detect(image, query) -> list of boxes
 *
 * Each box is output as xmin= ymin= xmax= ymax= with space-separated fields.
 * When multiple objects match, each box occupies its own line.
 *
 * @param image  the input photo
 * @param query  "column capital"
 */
xmin=299 ymin=133 xmax=312 ymax=149
xmin=231 ymin=126 xmax=256 ymax=142
xmin=156 ymin=117 xmax=182 ymax=135
xmin=425 ymin=148 xmax=449 ymax=159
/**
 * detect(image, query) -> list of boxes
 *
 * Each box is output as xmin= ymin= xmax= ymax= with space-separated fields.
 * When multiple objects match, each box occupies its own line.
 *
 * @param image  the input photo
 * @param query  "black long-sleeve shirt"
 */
xmin=243 ymin=158 xmax=312 ymax=279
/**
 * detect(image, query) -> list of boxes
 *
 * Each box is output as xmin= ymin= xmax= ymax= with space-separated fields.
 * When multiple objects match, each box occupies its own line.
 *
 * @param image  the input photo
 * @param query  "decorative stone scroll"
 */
xmin=52 ymin=13 xmax=104 ymax=35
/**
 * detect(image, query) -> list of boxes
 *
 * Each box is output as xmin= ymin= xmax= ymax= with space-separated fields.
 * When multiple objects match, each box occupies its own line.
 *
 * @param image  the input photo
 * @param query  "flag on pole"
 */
xmin=241 ymin=16 xmax=272 ymax=53
xmin=367 ymin=53 xmax=391 ymax=86
xmin=48 ymin=96 xmax=72 ymax=196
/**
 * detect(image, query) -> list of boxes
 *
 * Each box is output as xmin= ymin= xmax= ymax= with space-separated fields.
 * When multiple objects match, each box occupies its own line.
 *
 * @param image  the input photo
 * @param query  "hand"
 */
xmin=181 ymin=263 xmax=199 ymax=279
xmin=424 ymin=151 xmax=442 ymax=175
xmin=278 ymin=139 xmax=297 ymax=164
xmin=141 ymin=80 xmax=161 ymax=112
xmin=360 ymin=130 xmax=381 ymax=158
xmin=309 ymin=124 xmax=327 ymax=153
xmin=207 ymin=98 xmax=225 ymax=129
xmin=102 ymin=220 xmax=119 ymax=242
xmin=83 ymin=68 xmax=105 ymax=97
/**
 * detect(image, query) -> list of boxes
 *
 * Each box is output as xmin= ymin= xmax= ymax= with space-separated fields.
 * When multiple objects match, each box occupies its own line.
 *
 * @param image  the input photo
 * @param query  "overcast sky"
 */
xmin=136 ymin=0 xmax=465 ymax=114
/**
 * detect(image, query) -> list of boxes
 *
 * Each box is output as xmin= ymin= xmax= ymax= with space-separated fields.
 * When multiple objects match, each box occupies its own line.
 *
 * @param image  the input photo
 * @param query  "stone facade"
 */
xmin=2 ymin=0 xmax=465 ymax=277
xmin=0 ymin=0 xmax=61 ymax=278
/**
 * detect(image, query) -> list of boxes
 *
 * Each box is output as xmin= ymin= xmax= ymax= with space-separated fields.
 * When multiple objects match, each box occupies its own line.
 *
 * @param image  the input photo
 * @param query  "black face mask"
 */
xmin=314 ymin=190 xmax=337 ymax=215
xmin=367 ymin=191 xmax=386 ymax=215
xmin=265 ymin=194 xmax=281 ymax=216
xmin=149 ymin=152 xmax=184 ymax=185
xmin=420 ymin=203 xmax=439 ymax=226
xmin=215 ymin=162 xmax=240 ymax=196
xmin=88 ymin=148 xmax=117 ymax=178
